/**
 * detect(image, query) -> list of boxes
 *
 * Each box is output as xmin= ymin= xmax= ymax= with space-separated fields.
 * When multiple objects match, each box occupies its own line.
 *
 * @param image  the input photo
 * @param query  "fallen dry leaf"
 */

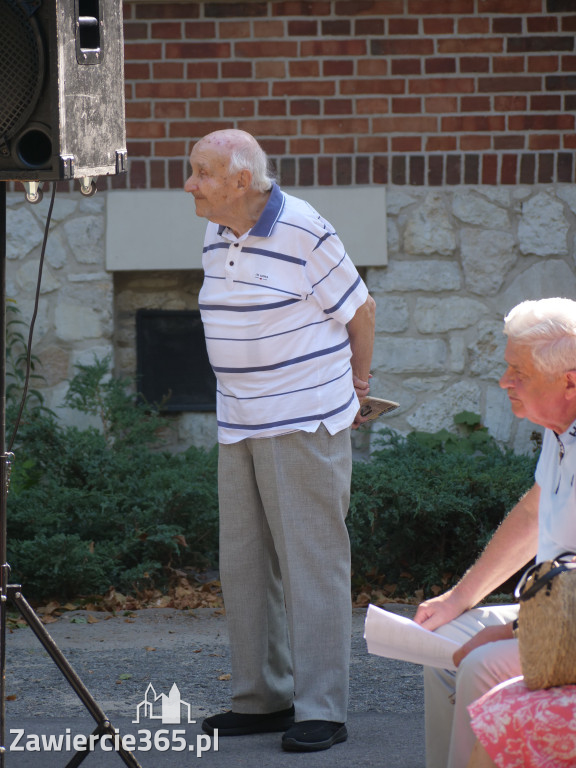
xmin=40 ymin=615 xmax=59 ymax=624
xmin=355 ymin=592 xmax=371 ymax=607
xmin=21 ymin=574 xmax=224 ymax=626
xmin=36 ymin=601 xmax=60 ymax=615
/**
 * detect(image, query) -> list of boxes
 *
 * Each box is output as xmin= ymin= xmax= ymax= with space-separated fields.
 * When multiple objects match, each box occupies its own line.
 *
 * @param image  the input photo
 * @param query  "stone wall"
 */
xmin=5 ymin=191 xmax=113 ymax=431
xmin=5 ymin=183 xmax=576 ymax=455
xmin=368 ymin=183 xmax=576 ymax=454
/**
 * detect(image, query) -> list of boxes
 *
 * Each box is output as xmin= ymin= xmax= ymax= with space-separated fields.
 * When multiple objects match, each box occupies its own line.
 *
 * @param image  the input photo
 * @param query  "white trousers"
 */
xmin=217 ymin=425 xmax=352 ymax=723
xmin=424 ymin=604 xmax=521 ymax=768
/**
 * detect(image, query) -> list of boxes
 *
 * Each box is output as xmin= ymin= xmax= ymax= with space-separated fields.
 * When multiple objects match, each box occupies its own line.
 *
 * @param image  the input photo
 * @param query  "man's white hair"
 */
xmin=504 ymin=298 xmax=576 ymax=374
xmin=228 ymin=137 xmax=276 ymax=193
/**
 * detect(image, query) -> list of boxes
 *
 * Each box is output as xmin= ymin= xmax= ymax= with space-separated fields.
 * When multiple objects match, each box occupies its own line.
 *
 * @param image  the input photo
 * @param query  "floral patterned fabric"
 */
xmin=468 ymin=676 xmax=576 ymax=768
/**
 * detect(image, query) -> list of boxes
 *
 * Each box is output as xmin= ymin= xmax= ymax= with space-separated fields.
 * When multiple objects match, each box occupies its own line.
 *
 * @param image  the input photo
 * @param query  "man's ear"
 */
xmin=565 ymin=371 xmax=576 ymax=400
xmin=237 ymin=169 xmax=252 ymax=191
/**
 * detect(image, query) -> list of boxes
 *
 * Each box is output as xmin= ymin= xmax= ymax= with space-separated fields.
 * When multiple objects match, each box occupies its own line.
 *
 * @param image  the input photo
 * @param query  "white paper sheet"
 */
xmin=364 ymin=604 xmax=460 ymax=671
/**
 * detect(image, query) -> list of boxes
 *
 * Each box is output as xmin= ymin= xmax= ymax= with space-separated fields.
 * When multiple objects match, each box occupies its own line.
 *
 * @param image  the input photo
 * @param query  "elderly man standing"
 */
xmin=184 ymin=129 xmax=375 ymax=752
xmin=414 ymin=297 xmax=576 ymax=768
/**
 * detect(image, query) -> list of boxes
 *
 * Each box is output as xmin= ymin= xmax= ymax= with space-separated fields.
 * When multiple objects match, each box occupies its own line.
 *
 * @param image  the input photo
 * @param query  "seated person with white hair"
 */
xmin=413 ymin=297 xmax=576 ymax=768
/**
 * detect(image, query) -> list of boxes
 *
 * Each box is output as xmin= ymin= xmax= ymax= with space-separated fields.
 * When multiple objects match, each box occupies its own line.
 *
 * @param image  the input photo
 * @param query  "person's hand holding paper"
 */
xmin=364 ymin=604 xmax=461 ymax=671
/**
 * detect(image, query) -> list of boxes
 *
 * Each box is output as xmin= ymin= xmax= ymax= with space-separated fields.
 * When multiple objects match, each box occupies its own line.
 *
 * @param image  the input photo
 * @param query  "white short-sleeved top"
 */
xmin=535 ymin=420 xmax=576 ymax=561
xmin=198 ymin=184 xmax=369 ymax=444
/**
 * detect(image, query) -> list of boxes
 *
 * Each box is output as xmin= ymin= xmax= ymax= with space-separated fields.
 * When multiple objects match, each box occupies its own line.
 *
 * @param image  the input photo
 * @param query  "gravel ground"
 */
xmin=4 ymin=604 xmax=424 ymax=721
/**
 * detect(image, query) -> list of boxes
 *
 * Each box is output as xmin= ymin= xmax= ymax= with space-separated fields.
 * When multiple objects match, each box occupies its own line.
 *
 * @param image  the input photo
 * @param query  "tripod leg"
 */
xmin=63 ymin=722 xmax=129 ymax=768
xmin=0 ymin=182 xmax=8 ymax=767
xmin=63 ymin=723 xmax=101 ymax=768
xmin=8 ymin=587 xmax=143 ymax=768
xmin=0 ymin=570 xmax=6 ymax=768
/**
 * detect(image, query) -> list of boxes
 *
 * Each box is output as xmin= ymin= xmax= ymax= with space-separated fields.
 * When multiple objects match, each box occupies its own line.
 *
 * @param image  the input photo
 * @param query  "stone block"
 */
xmin=55 ymin=303 xmax=103 ymax=342
xmin=415 ymin=296 xmax=487 ymax=333
xmin=16 ymin=262 xmax=61 ymax=294
xmin=449 ymin=335 xmax=466 ymax=373
xmin=386 ymin=187 xmax=418 ymax=215
xmin=404 ymin=192 xmax=456 ymax=256
xmin=367 ymin=260 xmax=461 ymax=293
xmin=6 ymin=206 xmax=44 ymax=259
xmin=501 ymin=260 xmax=576 ymax=312
xmin=452 ymin=191 xmax=510 ymax=229
xmin=406 ymin=380 xmax=481 ymax=434
xmin=37 ymin=346 xmax=71 ymax=388
xmin=461 ymin=229 xmax=517 ymax=295
xmin=45 ymin=230 xmax=69 ymax=269
xmin=518 ymin=192 xmax=569 ymax=257
xmin=468 ymin=320 xmax=508 ymax=380
xmin=374 ymin=337 xmax=447 ymax=374
xmin=373 ymin=295 xmax=409 ymax=333
xmin=64 ymin=216 xmax=105 ymax=264
xmin=178 ymin=412 xmax=218 ymax=451
xmin=484 ymin=385 xmax=515 ymax=444
xmin=557 ymin=185 xmax=576 ymax=215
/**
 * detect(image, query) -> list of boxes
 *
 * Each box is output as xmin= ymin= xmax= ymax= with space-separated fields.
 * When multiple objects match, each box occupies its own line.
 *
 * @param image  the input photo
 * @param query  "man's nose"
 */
xmin=499 ymin=369 xmax=511 ymax=389
xmin=184 ymin=174 xmax=196 ymax=193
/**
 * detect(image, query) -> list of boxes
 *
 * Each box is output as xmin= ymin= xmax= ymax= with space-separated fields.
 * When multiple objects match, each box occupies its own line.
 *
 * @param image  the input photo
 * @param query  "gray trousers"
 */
xmin=424 ymin=604 xmax=521 ymax=768
xmin=217 ymin=425 xmax=352 ymax=723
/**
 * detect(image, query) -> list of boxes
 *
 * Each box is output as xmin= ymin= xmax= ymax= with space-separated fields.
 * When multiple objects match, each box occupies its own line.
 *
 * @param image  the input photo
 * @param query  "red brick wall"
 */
xmin=117 ymin=0 xmax=576 ymax=189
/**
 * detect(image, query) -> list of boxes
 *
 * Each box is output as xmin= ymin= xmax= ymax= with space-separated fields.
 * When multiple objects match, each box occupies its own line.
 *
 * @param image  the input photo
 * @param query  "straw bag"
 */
xmin=515 ymin=553 xmax=576 ymax=690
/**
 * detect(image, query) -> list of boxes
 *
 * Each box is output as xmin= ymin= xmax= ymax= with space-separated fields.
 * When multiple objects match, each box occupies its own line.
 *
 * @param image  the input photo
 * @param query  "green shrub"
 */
xmin=348 ymin=416 xmax=539 ymax=598
xmin=5 ymin=335 xmax=539 ymax=604
xmin=6 ymin=358 xmax=219 ymax=601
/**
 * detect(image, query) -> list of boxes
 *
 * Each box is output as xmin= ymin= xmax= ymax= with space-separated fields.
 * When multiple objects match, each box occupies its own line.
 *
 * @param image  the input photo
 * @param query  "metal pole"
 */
xmin=0 ymin=180 xmax=141 ymax=768
xmin=0 ymin=180 xmax=8 ymax=766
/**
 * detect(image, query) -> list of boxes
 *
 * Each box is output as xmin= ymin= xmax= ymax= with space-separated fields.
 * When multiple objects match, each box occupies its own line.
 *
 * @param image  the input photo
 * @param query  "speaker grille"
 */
xmin=0 ymin=0 xmax=45 ymax=144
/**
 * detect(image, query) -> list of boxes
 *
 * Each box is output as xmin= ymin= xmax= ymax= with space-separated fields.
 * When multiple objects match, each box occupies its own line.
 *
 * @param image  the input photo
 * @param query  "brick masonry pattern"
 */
xmin=114 ymin=0 xmax=576 ymax=190
xmin=10 ymin=0 xmax=576 ymax=192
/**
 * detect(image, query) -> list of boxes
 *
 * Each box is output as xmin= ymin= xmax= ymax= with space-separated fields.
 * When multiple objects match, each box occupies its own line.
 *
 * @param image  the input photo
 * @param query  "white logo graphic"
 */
xmin=9 ymin=682 xmax=219 ymax=756
xmin=133 ymin=683 xmax=195 ymax=725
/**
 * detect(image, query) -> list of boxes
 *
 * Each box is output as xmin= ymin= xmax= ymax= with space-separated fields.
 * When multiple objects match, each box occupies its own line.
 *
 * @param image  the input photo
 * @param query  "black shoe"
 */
xmin=202 ymin=705 xmax=295 ymax=736
xmin=281 ymin=720 xmax=348 ymax=752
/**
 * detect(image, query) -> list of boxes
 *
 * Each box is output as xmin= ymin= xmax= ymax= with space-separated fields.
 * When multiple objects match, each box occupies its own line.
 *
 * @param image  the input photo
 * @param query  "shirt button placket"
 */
xmin=225 ymin=242 xmax=240 ymax=285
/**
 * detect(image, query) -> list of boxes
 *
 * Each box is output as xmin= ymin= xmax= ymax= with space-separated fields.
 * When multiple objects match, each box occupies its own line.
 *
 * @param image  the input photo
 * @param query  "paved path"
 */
xmin=2 ymin=605 xmax=425 ymax=767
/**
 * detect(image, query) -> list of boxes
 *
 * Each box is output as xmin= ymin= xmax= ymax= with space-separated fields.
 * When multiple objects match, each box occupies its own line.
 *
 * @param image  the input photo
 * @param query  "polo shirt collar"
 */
xmin=217 ymin=183 xmax=284 ymax=239
xmin=553 ymin=419 xmax=576 ymax=465
xmin=561 ymin=419 xmax=576 ymax=444
xmin=250 ymin=183 xmax=284 ymax=237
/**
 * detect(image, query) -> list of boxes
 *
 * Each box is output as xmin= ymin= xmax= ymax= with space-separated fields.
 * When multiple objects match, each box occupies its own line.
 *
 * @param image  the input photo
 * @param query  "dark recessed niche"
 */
xmin=136 ymin=309 xmax=216 ymax=412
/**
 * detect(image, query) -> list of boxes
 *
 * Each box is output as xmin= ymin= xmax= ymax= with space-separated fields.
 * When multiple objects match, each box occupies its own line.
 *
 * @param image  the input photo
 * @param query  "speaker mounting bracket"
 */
xmin=115 ymin=149 xmax=127 ymax=174
xmin=59 ymin=154 xmax=75 ymax=179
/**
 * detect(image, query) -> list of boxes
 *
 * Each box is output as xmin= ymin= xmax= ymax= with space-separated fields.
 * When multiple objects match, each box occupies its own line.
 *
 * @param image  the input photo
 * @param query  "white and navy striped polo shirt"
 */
xmin=198 ymin=183 xmax=369 ymax=444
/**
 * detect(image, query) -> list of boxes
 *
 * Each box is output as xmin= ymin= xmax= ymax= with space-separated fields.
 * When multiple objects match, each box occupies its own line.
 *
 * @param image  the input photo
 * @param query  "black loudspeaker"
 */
xmin=0 ymin=0 xmax=126 ymax=186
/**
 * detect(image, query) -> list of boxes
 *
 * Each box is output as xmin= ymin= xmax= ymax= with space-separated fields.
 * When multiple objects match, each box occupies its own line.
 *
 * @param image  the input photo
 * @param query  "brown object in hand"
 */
xmin=359 ymin=396 xmax=400 ymax=422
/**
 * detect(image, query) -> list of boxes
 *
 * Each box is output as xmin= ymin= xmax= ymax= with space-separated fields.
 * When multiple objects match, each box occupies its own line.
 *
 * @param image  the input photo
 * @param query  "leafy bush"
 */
xmin=348 ymin=415 xmax=539 ymax=598
xmin=5 ymin=301 xmax=46 ymax=451
xmin=4 ymin=323 xmax=539 ymax=604
xmin=6 ymin=357 xmax=219 ymax=601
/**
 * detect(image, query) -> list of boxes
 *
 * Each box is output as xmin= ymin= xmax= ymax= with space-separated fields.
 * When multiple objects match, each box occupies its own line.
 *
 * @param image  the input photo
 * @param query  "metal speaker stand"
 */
xmin=0 ymin=180 xmax=142 ymax=767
